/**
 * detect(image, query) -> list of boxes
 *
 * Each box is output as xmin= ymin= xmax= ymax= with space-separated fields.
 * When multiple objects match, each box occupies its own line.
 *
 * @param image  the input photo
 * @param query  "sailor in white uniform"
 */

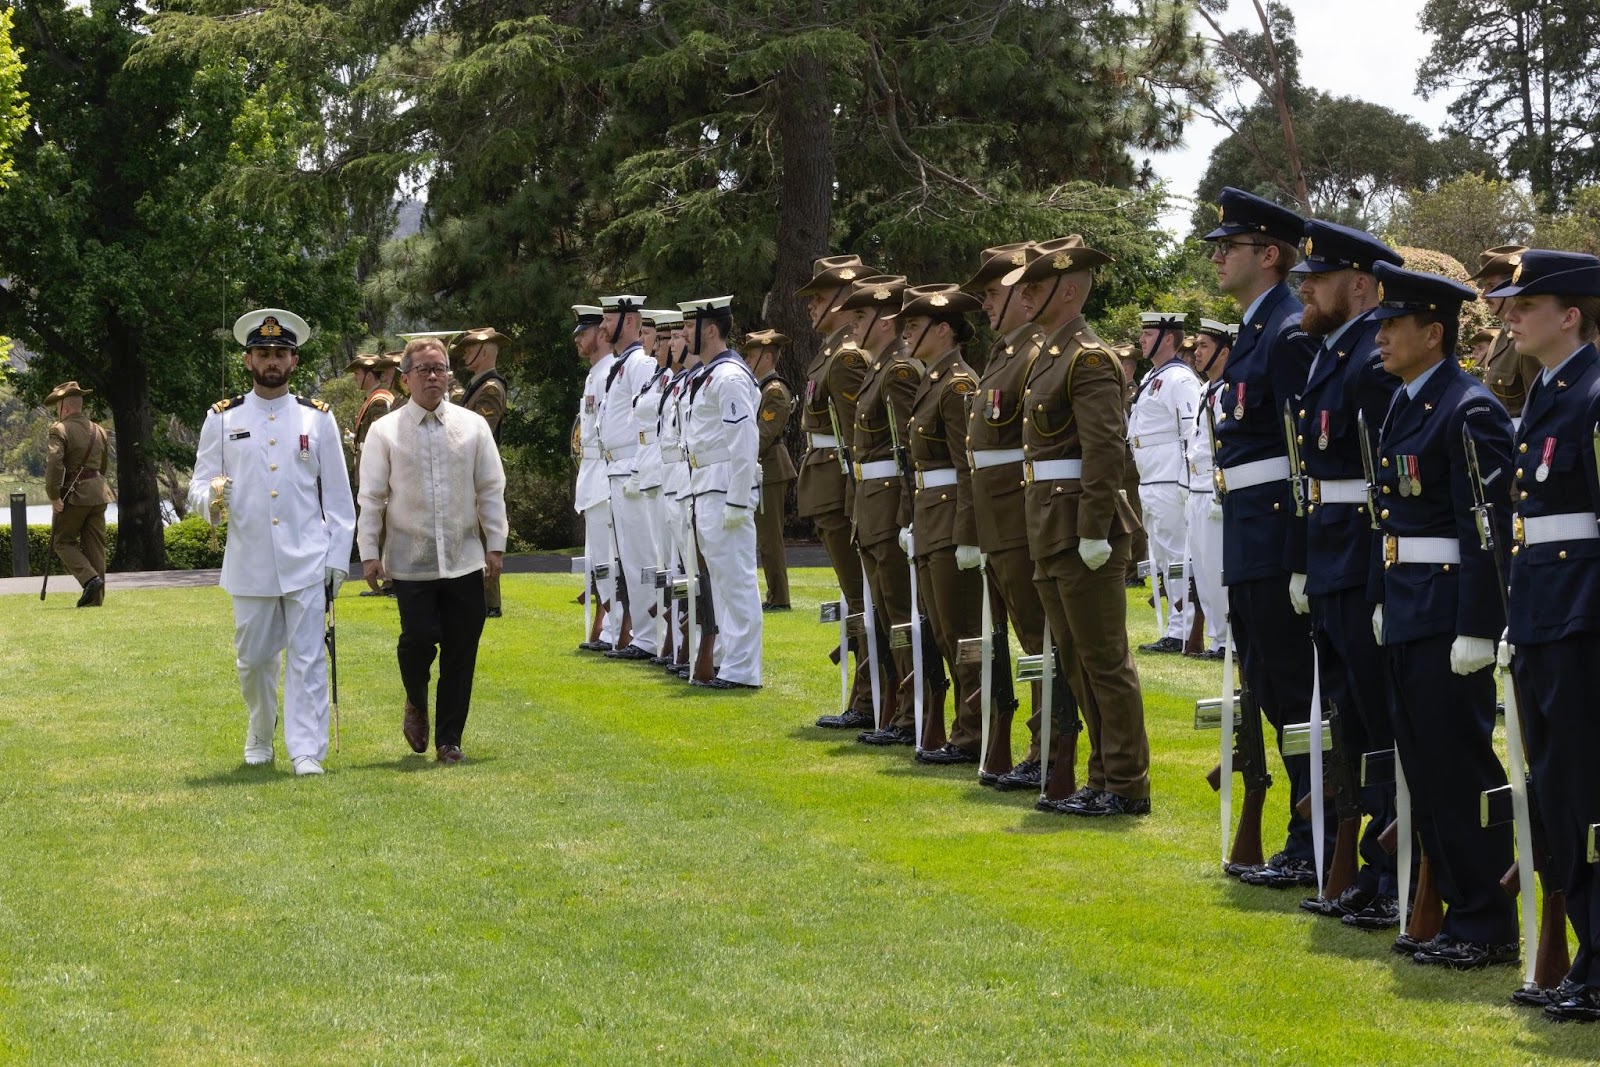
xmin=1181 ymin=320 xmax=1236 ymax=658
xmin=572 ymin=305 xmax=621 ymax=651
xmin=189 ymin=308 xmax=356 ymax=776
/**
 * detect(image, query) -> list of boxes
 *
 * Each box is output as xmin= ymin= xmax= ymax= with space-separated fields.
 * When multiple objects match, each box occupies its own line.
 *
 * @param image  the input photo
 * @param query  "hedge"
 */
xmin=0 ymin=517 xmax=227 ymax=577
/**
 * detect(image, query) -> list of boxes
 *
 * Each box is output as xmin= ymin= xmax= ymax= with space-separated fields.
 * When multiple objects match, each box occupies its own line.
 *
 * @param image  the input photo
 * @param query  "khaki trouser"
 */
xmin=985 ymin=544 xmax=1081 ymax=773
xmin=756 ymin=482 xmax=791 ymax=607
xmin=1034 ymin=534 xmax=1151 ymax=799
xmin=815 ymin=510 xmax=876 ymax=716
xmin=53 ymin=503 xmax=107 ymax=586
xmin=916 ymin=546 xmax=984 ymax=752
xmin=859 ymin=536 xmax=944 ymax=732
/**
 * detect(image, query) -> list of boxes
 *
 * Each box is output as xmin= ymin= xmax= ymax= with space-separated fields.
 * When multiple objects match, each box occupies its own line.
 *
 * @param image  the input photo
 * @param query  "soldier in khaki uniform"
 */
xmin=1470 ymin=244 xmax=1540 ymax=427
xmin=44 ymin=381 xmax=115 ymax=607
xmin=842 ymin=276 xmax=934 ymax=745
xmin=961 ymin=243 xmax=1077 ymax=793
xmin=347 ymin=351 xmax=402 ymax=595
xmin=746 ymin=329 xmax=797 ymax=611
xmin=453 ymin=327 xmax=511 ymax=617
xmin=895 ymin=284 xmax=987 ymax=763
xmin=797 ymin=256 xmax=882 ymax=730
xmin=1008 ymin=235 xmax=1152 ymax=817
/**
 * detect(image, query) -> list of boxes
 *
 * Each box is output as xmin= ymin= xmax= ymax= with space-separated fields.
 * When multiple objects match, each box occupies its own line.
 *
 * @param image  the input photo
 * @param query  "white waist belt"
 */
xmin=638 ymin=429 xmax=658 ymax=446
xmin=690 ymin=447 xmax=731 ymax=468
xmin=582 ymin=446 xmax=602 ymax=460
xmin=915 ymin=467 xmax=958 ymax=489
xmin=602 ymin=442 xmax=638 ymax=462
xmin=1519 ymin=511 xmax=1600 ymax=545
xmin=1024 ymin=459 xmax=1084 ymax=484
xmin=807 ymin=433 xmax=838 ymax=450
xmin=972 ymin=447 xmax=1025 ymax=470
xmin=855 ymin=459 xmax=898 ymax=480
xmin=1312 ymin=478 xmax=1366 ymax=504
xmin=1132 ymin=429 xmax=1181 ymax=449
xmin=1385 ymin=536 xmax=1460 ymax=565
xmin=1220 ymin=456 xmax=1290 ymax=492
xmin=661 ymin=442 xmax=686 ymax=464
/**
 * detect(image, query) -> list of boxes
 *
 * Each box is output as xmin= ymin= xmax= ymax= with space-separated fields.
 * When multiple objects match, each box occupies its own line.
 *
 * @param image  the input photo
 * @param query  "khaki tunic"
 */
xmin=45 ymin=412 xmax=114 ymax=507
xmin=755 ymin=374 xmax=795 ymax=606
xmin=795 ymin=325 xmax=867 ymax=517
xmin=350 ymin=387 xmax=396 ymax=485
xmin=852 ymin=342 xmax=920 ymax=550
xmin=1482 ymin=328 xmax=1540 ymax=421
xmin=462 ymin=371 xmax=508 ymax=441
xmin=965 ymin=323 xmax=1046 ymax=553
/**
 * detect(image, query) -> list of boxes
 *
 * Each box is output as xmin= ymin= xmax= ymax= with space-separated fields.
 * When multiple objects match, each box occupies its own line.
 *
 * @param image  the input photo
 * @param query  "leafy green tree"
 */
xmin=0 ymin=1 xmax=360 ymax=568
xmin=1387 ymin=173 xmax=1537 ymax=267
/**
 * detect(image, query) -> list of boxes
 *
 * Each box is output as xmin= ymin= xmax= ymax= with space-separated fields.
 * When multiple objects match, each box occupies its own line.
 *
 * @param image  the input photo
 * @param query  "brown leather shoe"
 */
xmin=402 ymin=701 xmax=428 ymax=753
xmin=436 ymin=744 xmax=464 ymax=764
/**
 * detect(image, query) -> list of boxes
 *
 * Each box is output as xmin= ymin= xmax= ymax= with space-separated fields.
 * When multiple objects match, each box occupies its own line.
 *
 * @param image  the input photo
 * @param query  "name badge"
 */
xmin=228 ymin=430 xmax=251 ymax=441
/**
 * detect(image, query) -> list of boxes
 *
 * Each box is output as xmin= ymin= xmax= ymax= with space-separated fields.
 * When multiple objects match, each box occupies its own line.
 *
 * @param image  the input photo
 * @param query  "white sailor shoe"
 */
xmin=292 ymin=756 xmax=325 ymax=776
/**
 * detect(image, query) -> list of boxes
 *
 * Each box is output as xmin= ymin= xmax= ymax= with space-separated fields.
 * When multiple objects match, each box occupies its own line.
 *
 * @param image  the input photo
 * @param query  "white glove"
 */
xmin=622 ymin=474 xmax=642 ymax=498
xmin=325 ymin=567 xmax=346 ymax=599
xmin=722 ymin=505 xmax=751 ymax=531
xmin=1449 ymin=635 xmax=1497 ymax=676
xmin=1078 ymin=537 xmax=1112 ymax=571
xmin=1371 ymin=605 xmax=1383 ymax=646
xmin=955 ymin=545 xmax=982 ymax=570
xmin=1208 ymin=496 xmax=1223 ymax=521
xmin=899 ymin=526 xmax=913 ymax=556
xmin=1288 ymin=572 xmax=1309 ymax=615
xmin=1498 ymin=627 xmax=1515 ymax=669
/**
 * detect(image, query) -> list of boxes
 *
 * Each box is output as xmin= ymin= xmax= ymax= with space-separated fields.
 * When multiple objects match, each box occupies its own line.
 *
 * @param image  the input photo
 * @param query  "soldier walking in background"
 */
xmin=43 ymin=380 xmax=114 ymax=607
xmin=347 ymin=351 xmax=400 ymax=596
xmin=453 ymin=327 xmax=511 ymax=617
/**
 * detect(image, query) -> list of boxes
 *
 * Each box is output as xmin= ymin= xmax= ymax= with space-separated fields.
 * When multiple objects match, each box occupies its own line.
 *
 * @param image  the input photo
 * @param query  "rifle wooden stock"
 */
xmin=1536 ymin=890 xmax=1572 ymax=990
xmin=981 ymin=683 xmax=1026 ymax=777
xmin=1322 ymin=818 xmax=1361 ymax=901
xmin=1042 ymin=720 xmax=1079 ymax=801
xmin=1205 ymin=762 xmax=1222 ymax=792
xmin=1378 ymin=817 xmax=1399 ymax=856
xmin=1407 ymin=856 xmax=1443 ymax=944
xmin=1228 ymin=788 xmax=1268 ymax=869
xmin=692 ymin=628 xmax=716 ymax=683
xmin=618 ymin=610 xmax=633 ymax=651
xmin=1185 ymin=579 xmax=1206 ymax=655
xmin=1207 ymin=683 xmax=1272 ymax=867
xmin=589 ymin=600 xmax=606 ymax=644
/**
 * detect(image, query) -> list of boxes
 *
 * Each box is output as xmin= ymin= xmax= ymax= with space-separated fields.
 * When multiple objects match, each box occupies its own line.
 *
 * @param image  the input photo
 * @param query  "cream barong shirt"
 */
xmin=357 ymin=399 xmax=508 ymax=581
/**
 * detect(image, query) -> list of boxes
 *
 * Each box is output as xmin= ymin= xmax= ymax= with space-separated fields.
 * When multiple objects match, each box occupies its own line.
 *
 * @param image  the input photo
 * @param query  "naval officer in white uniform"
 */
xmin=189 ymin=308 xmax=356 ymax=776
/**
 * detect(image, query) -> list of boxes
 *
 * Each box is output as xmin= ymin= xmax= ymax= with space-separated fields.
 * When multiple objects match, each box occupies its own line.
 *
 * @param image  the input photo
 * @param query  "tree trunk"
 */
xmin=105 ymin=351 xmax=166 ymax=571
xmin=768 ymin=46 xmax=834 ymax=535
xmin=1252 ymin=0 xmax=1308 ymax=209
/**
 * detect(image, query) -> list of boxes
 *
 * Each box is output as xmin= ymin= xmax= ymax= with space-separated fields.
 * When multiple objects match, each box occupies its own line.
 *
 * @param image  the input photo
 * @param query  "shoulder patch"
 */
xmin=1462 ymin=404 xmax=1493 ymax=419
xmin=296 ymin=396 xmax=330 ymax=412
xmin=761 ymin=408 xmax=776 ymax=422
xmin=1081 ymin=353 xmax=1104 ymax=368
xmin=841 ymin=351 xmax=864 ymax=368
xmin=895 ymin=366 xmax=912 ymax=381
xmin=212 ymin=394 xmax=245 ymax=414
xmin=952 ymin=378 xmax=975 ymax=395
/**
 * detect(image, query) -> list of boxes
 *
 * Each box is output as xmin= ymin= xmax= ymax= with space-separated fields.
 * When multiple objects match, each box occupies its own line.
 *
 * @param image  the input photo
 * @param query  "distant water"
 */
xmin=18 ymin=502 xmax=177 ymax=526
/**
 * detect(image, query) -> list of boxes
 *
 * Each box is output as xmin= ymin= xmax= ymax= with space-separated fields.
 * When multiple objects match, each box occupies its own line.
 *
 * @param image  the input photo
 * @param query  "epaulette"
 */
xmin=212 ymin=394 xmax=245 ymax=414
xmin=950 ymin=371 xmax=977 ymax=396
xmin=296 ymin=396 xmax=330 ymax=412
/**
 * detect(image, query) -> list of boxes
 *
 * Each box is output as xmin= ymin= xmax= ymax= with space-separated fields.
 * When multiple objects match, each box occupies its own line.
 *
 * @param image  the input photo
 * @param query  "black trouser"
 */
xmin=394 ymin=573 xmax=487 ymax=748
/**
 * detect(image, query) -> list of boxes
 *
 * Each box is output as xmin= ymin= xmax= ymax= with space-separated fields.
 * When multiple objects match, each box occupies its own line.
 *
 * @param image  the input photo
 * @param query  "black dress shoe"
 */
xmin=1512 ymin=978 xmax=1581 ymax=1009
xmin=605 ymin=644 xmax=655 ymax=661
xmin=1224 ymin=851 xmax=1286 ymax=881
xmin=76 ymin=575 xmax=104 ymax=608
xmin=1138 ymin=636 xmax=1184 ymax=654
xmin=359 ymin=588 xmax=385 ymax=597
xmin=1188 ymin=647 xmax=1225 ymax=660
xmin=977 ymin=769 xmax=1002 ymax=788
xmin=578 ymin=640 xmax=614 ymax=653
xmin=815 ymin=709 xmax=875 ymax=730
xmin=1340 ymin=895 xmax=1400 ymax=930
xmin=916 ymin=743 xmax=979 ymax=765
xmin=693 ymin=677 xmax=760 ymax=690
xmin=1068 ymin=791 xmax=1151 ymax=817
xmin=649 ymin=655 xmax=672 ymax=666
xmin=1300 ymin=882 xmax=1376 ymax=919
xmin=1412 ymin=936 xmax=1518 ymax=970
xmin=994 ymin=760 xmax=1042 ymax=792
xmin=857 ymin=725 xmax=915 ymax=747
xmin=1240 ymin=857 xmax=1318 ymax=889
xmin=1125 ymin=576 xmax=1146 ymax=588
xmin=1544 ymin=984 xmax=1600 ymax=1022
xmin=1036 ymin=786 xmax=1104 ymax=814
xmin=485 ymin=607 xmax=502 ymax=619
xmin=761 ymin=602 xmax=791 ymax=612
xmin=1392 ymin=931 xmax=1430 ymax=956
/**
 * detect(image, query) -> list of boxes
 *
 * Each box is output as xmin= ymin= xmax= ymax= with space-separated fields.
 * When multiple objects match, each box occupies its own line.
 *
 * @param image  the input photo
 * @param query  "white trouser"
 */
xmin=1184 ymin=489 xmax=1226 ymax=651
xmin=1143 ymin=483 xmax=1190 ymax=641
xmin=694 ymin=492 xmax=763 ymax=686
xmin=610 ymin=478 xmax=662 ymax=654
xmin=583 ymin=501 xmax=621 ymax=644
xmin=231 ymin=582 xmax=329 ymax=762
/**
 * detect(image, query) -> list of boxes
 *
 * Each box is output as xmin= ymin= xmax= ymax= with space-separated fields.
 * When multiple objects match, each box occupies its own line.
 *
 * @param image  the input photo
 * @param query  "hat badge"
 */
xmin=1508 ymin=252 xmax=1522 ymax=266
xmin=838 ymin=269 xmax=857 ymax=281
xmin=1304 ymin=238 xmax=1314 ymax=257
xmin=1009 ymin=250 xmax=1027 ymax=266
xmin=930 ymin=293 xmax=949 ymax=307
xmin=1377 ymin=283 xmax=1385 ymax=302
xmin=872 ymin=287 xmax=890 ymax=301
xmin=260 ymin=317 xmax=282 ymax=338
xmin=1053 ymin=253 xmax=1074 ymax=270
xmin=1513 ymin=263 xmax=1524 ymax=284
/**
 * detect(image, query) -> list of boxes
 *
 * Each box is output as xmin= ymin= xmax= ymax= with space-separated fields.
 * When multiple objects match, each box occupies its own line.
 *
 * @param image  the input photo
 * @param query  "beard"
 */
xmin=1300 ymin=288 xmax=1352 ymax=338
xmin=250 ymin=364 xmax=290 ymax=388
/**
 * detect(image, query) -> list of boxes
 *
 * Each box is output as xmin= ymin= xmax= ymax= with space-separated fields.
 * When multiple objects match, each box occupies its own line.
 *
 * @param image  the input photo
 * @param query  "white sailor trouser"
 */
xmin=583 ymin=501 xmax=621 ymax=644
xmin=694 ymin=492 xmax=762 ymax=686
xmin=1184 ymin=489 xmax=1226 ymax=651
xmin=231 ymin=582 xmax=329 ymax=762
xmin=1143 ymin=482 xmax=1190 ymax=641
xmin=610 ymin=478 xmax=662 ymax=654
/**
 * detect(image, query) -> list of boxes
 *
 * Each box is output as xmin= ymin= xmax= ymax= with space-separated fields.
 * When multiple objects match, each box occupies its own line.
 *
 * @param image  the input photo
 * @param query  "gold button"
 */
xmin=268 ymin=438 xmax=276 ymax=446
xmin=1382 ymin=485 xmax=1391 ymax=495
xmin=1560 ymin=550 xmax=1569 ymax=560
xmin=1520 ymin=491 xmax=1528 ymax=500
xmin=1298 ymin=408 xmax=1306 ymax=418
xmin=1381 ymin=457 xmax=1390 ymax=468
xmin=1442 ymin=564 xmax=1451 ymax=572
xmin=1307 ymin=504 xmax=1316 ymax=514
xmin=1519 ymin=443 xmax=1528 ymax=454
xmin=1020 ymin=480 xmax=1026 ymax=487
xmin=1297 ymin=434 xmax=1304 ymax=444
xmin=1381 ymin=509 xmax=1390 ymax=519
xmin=270 ymin=464 xmax=277 ymax=471
xmin=940 ymin=494 xmax=948 ymax=501
xmin=1512 ymin=545 xmax=1521 ymax=555
xmin=1299 ymin=461 xmax=1306 ymax=471
xmin=1023 ymin=418 xmax=1030 ymax=425
xmin=272 ymin=518 xmax=280 ymax=526
xmin=1025 ymin=388 xmax=1032 ymax=396
xmin=1273 ymin=502 xmax=1280 ymax=512
xmin=1516 ymin=468 xmax=1523 ymax=478
xmin=270 ymin=490 xmax=278 ymax=498
xmin=269 ymin=414 xmax=276 ymax=421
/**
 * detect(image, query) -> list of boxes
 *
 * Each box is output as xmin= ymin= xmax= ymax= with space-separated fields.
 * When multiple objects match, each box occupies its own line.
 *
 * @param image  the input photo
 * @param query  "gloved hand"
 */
xmin=1288 ymin=572 xmax=1309 ymax=615
xmin=1078 ymin=537 xmax=1112 ymax=571
xmin=325 ymin=567 xmax=346 ymax=600
xmin=1450 ymin=635 xmax=1497 ymax=676
xmin=1498 ymin=626 xmax=1515 ymax=669
xmin=622 ymin=474 xmax=642 ymax=498
xmin=722 ymin=505 xmax=751 ymax=531
xmin=1208 ymin=496 xmax=1223 ymax=521
xmin=955 ymin=545 xmax=982 ymax=570
xmin=899 ymin=526 xmax=914 ymax=556
xmin=1371 ymin=604 xmax=1383 ymax=646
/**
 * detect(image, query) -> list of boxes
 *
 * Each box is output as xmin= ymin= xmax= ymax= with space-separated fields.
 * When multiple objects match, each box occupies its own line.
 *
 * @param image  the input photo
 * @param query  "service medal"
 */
xmin=1233 ymin=382 xmax=1246 ymax=420
xmin=1317 ymin=411 xmax=1330 ymax=451
xmin=1407 ymin=454 xmax=1421 ymax=497
xmin=299 ymin=433 xmax=311 ymax=461
xmin=1397 ymin=456 xmax=1412 ymax=497
xmin=1537 ymin=436 xmax=1556 ymax=482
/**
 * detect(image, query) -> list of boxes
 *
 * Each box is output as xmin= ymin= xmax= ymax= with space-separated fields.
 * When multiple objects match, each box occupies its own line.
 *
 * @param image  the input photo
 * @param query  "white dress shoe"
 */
xmin=292 ymin=756 xmax=324 ymax=776
xmin=244 ymin=748 xmax=274 ymax=766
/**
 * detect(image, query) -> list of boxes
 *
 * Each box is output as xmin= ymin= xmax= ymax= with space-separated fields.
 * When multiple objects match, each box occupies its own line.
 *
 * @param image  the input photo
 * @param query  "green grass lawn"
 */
xmin=0 ymin=569 xmax=1590 ymax=1064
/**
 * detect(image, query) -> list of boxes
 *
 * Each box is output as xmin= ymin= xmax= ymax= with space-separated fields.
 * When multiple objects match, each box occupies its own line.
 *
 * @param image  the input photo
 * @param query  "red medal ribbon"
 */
xmin=1541 ymin=436 xmax=1557 ymax=470
xmin=299 ymin=433 xmax=310 ymax=459
xmin=1233 ymin=382 xmax=1246 ymax=416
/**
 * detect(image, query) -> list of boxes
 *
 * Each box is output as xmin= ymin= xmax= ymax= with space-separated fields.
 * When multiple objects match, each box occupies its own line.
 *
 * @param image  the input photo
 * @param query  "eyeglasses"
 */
xmin=1213 ymin=240 xmax=1269 ymax=258
xmin=409 ymin=365 xmax=451 ymax=378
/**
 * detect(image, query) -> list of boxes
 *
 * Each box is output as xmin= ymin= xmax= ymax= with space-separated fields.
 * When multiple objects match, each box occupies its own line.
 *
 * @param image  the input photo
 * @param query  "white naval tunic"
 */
xmin=576 ymin=353 xmax=619 ymax=643
xmin=189 ymin=390 xmax=356 ymax=763
xmin=1131 ymin=358 xmax=1201 ymax=642
xmin=1182 ymin=379 xmax=1227 ymax=652
xmin=684 ymin=351 xmax=763 ymax=685
xmin=601 ymin=342 xmax=664 ymax=653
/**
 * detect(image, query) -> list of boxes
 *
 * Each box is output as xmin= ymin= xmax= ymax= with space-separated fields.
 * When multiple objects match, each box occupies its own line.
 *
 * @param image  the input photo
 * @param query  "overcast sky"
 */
xmin=1147 ymin=0 xmax=1455 ymax=233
